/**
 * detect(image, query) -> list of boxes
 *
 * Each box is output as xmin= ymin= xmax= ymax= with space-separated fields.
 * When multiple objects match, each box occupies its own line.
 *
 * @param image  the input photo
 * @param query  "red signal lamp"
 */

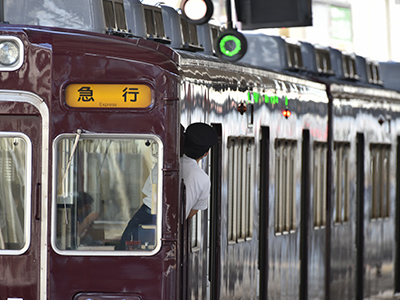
xmin=282 ymin=109 xmax=291 ymax=119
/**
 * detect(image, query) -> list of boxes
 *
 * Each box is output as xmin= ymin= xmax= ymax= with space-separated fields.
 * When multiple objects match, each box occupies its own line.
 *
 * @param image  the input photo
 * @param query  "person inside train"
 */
xmin=181 ymin=122 xmax=218 ymax=219
xmin=76 ymin=192 xmax=100 ymax=246
xmin=116 ymin=164 xmax=157 ymax=250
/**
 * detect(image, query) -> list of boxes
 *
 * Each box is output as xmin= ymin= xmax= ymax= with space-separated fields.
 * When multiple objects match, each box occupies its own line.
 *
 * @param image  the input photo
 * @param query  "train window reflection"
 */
xmin=53 ymin=134 xmax=162 ymax=253
xmin=275 ymin=139 xmax=297 ymax=234
xmin=0 ymin=135 xmax=31 ymax=252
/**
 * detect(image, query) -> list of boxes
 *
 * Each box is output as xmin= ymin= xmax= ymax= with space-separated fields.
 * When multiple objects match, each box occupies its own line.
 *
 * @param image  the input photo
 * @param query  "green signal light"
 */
xmin=219 ymin=35 xmax=241 ymax=57
xmin=215 ymin=29 xmax=247 ymax=62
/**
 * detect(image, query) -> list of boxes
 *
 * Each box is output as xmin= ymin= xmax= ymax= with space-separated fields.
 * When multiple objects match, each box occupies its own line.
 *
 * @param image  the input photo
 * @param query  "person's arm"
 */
xmin=187 ymin=209 xmax=198 ymax=219
xmin=77 ymin=211 xmax=99 ymax=237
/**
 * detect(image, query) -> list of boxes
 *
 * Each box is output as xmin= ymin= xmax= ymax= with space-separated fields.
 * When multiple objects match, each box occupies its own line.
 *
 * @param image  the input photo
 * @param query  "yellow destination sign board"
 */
xmin=65 ymin=84 xmax=152 ymax=108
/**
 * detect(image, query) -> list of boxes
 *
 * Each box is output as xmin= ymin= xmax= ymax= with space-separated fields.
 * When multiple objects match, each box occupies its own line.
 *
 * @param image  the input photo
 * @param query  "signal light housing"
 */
xmin=215 ymin=28 xmax=247 ymax=62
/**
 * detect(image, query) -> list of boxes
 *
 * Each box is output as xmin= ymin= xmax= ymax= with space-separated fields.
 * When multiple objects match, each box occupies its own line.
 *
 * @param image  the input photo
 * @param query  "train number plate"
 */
xmin=65 ymin=84 xmax=152 ymax=108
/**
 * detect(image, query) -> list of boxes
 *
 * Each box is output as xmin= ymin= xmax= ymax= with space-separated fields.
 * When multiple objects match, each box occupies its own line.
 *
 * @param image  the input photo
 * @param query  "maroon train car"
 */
xmin=0 ymin=25 xmax=184 ymax=299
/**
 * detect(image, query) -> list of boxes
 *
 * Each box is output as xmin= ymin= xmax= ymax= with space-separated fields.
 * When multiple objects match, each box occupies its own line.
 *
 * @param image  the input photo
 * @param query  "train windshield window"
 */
xmin=53 ymin=134 xmax=162 ymax=254
xmin=0 ymin=134 xmax=31 ymax=253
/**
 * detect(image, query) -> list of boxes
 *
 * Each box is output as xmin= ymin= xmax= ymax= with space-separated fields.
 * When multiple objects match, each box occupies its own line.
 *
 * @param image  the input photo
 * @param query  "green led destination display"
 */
xmin=247 ymin=91 xmax=289 ymax=106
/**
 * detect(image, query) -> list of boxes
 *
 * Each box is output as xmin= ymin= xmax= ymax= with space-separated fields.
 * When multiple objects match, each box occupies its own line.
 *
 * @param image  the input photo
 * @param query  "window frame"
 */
xmin=51 ymin=133 xmax=163 ymax=256
xmin=0 ymin=132 xmax=32 ymax=255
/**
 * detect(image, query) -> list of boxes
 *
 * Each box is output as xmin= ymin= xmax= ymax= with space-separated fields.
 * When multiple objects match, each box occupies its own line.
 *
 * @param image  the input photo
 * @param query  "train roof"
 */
xmin=2 ymin=0 xmax=400 ymax=93
xmin=0 ymin=23 xmax=181 ymax=75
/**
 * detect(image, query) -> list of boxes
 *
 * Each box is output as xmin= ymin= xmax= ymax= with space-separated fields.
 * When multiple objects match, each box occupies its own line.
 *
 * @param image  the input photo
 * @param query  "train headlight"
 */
xmin=0 ymin=37 xmax=24 ymax=71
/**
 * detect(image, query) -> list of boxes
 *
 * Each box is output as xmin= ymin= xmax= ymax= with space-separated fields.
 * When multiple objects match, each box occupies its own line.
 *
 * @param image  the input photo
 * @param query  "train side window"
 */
xmin=53 ymin=134 xmax=162 ymax=255
xmin=0 ymin=134 xmax=31 ymax=253
xmin=227 ymin=137 xmax=255 ymax=243
xmin=274 ymin=139 xmax=297 ymax=234
xmin=334 ymin=142 xmax=350 ymax=224
xmin=370 ymin=143 xmax=391 ymax=219
xmin=313 ymin=142 xmax=327 ymax=229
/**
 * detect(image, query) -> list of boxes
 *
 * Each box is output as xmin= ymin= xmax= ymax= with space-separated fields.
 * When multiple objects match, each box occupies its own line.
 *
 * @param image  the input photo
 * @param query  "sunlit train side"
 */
xmin=239 ymin=31 xmax=400 ymax=299
xmin=1 ymin=0 xmax=400 ymax=299
xmin=303 ymin=43 xmax=400 ymax=299
xmin=177 ymin=49 xmax=328 ymax=299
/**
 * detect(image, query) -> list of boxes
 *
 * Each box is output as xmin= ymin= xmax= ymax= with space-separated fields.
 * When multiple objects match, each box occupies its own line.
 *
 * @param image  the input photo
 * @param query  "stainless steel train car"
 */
xmin=1 ymin=0 xmax=400 ymax=299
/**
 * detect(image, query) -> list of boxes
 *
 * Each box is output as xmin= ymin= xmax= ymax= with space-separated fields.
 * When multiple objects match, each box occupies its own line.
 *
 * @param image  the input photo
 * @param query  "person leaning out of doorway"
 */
xmin=181 ymin=122 xmax=218 ymax=219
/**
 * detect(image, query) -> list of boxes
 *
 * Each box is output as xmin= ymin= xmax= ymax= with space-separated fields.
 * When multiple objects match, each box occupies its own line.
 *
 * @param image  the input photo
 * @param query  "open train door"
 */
xmin=185 ymin=123 xmax=222 ymax=300
xmin=0 ymin=91 xmax=49 ymax=300
xmin=208 ymin=123 xmax=222 ymax=300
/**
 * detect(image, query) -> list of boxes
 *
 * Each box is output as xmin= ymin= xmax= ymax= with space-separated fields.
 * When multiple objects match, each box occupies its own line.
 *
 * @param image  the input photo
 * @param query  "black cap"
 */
xmin=184 ymin=123 xmax=218 ymax=159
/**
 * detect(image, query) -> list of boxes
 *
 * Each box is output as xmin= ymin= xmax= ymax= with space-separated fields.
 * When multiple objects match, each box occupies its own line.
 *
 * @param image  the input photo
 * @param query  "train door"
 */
xmin=355 ymin=133 xmax=365 ymax=300
xmin=208 ymin=123 xmax=222 ymax=300
xmin=186 ymin=123 xmax=221 ymax=300
xmin=396 ymin=136 xmax=400 ymax=294
xmin=0 ymin=92 xmax=47 ymax=299
xmin=300 ymin=129 xmax=310 ymax=300
xmin=259 ymin=126 xmax=270 ymax=299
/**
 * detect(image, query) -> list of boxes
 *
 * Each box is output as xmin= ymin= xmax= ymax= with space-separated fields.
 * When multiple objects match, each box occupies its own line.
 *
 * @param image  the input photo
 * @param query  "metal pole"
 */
xmin=0 ymin=0 xmax=4 ymax=23
xmin=226 ymin=0 xmax=233 ymax=29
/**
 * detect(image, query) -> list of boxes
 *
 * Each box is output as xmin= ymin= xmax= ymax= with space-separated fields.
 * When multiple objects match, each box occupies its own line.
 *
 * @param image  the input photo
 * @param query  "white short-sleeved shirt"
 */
xmin=142 ymin=163 xmax=158 ymax=209
xmin=180 ymin=155 xmax=210 ymax=218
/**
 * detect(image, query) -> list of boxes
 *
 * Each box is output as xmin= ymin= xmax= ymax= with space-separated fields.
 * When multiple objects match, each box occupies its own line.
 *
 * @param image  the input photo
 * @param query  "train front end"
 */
xmin=0 ymin=25 xmax=183 ymax=300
